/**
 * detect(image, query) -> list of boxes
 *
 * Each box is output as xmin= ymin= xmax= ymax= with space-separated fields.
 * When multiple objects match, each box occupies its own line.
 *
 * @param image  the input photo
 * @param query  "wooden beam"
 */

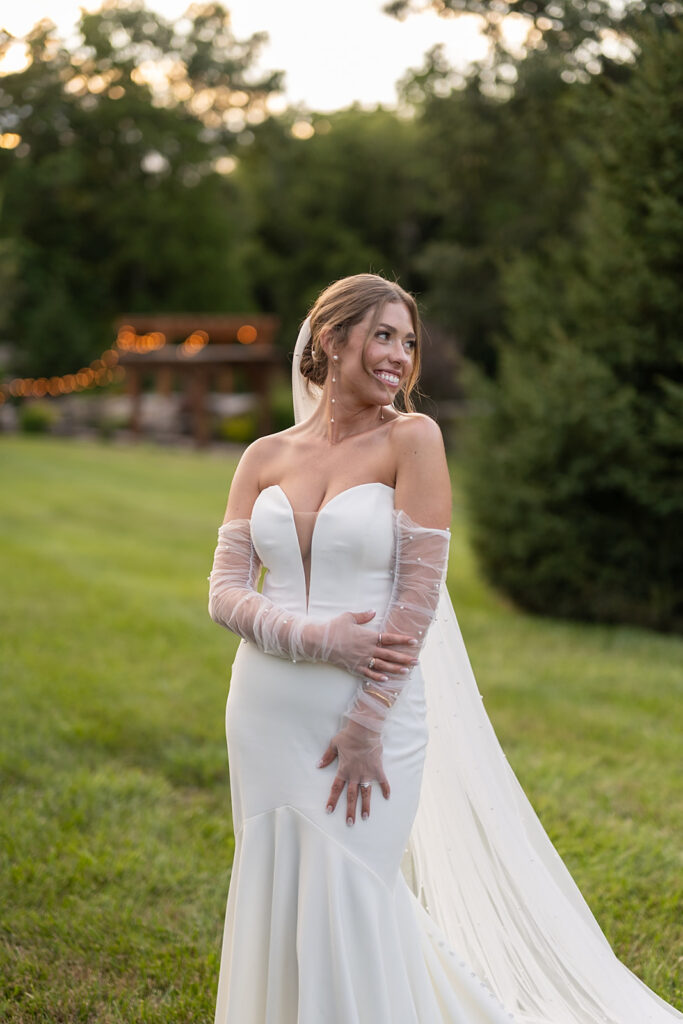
xmin=114 ymin=314 xmax=280 ymax=346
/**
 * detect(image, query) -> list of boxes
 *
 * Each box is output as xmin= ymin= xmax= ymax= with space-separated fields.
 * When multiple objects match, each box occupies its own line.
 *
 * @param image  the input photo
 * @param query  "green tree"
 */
xmin=385 ymin=0 xmax=681 ymax=91
xmin=396 ymin=46 xmax=597 ymax=372
xmin=463 ymin=18 xmax=683 ymax=631
xmin=235 ymin=107 xmax=431 ymax=346
xmin=0 ymin=3 xmax=281 ymax=375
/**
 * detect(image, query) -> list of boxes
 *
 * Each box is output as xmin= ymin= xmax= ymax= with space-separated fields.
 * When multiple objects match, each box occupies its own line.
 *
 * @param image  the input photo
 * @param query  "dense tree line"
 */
xmin=464 ymin=18 xmax=683 ymax=631
xmin=1 ymin=0 xmax=675 ymax=376
xmin=0 ymin=3 xmax=280 ymax=374
xmin=1 ymin=2 xmax=681 ymax=629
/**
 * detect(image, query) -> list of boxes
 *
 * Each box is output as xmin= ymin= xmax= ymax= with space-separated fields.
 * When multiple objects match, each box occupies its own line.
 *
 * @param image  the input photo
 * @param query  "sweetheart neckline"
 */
xmin=262 ymin=481 xmax=395 ymax=522
xmin=255 ymin=482 xmax=395 ymax=613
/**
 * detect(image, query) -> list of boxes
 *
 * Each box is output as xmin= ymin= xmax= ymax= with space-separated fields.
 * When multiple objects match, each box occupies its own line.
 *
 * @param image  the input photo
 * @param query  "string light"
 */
xmin=237 ymin=324 xmax=258 ymax=344
xmin=179 ymin=330 xmax=209 ymax=357
xmin=3 ymin=351 xmax=123 ymax=400
xmin=115 ymin=326 xmax=166 ymax=352
xmin=1 ymin=322 xmax=258 ymax=401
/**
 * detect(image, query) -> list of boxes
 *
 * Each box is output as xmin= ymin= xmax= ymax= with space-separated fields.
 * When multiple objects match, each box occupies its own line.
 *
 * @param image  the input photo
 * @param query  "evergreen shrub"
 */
xmin=19 ymin=401 xmax=58 ymax=434
xmin=462 ymin=20 xmax=683 ymax=632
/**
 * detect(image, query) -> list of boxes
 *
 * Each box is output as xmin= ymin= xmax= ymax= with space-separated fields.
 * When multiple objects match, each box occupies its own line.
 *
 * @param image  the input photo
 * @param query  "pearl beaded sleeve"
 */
xmin=343 ymin=509 xmax=451 ymax=733
xmin=208 ymin=518 xmax=407 ymax=677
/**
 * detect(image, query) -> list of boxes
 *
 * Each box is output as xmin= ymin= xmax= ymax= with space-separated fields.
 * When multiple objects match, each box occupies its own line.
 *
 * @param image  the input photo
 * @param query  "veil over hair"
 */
xmin=292 ymin=317 xmax=320 ymax=425
xmin=291 ymin=315 xmax=682 ymax=1024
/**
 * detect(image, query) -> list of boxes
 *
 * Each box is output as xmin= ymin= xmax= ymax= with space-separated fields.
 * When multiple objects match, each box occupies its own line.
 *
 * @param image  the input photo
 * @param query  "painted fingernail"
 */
xmin=346 ymin=816 xmax=354 ymax=827
xmin=326 ymin=805 xmax=333 ymax=814
xmin=380 ymin=675 xmax=389 ymax=681
xmin=316 ymin=759 xmax=324 ymax=767
xmin=408 ymin=639 xmax=417 ymax=645
xmin=399 ymin=667 xmax=409 ymax=674
xmin=361 ymin=812 xmax=368 ymax=820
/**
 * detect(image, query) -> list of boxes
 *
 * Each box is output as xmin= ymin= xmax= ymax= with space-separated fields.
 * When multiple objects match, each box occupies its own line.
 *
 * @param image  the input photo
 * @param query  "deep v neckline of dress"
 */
xmin=265 ymin=482 xmax=395 ymax=613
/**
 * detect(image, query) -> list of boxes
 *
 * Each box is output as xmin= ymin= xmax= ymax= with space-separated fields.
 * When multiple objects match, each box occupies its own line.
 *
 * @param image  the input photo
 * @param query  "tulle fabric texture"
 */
xmin=344 ymin=511 xmax=450 ymax=733
xmin=208 ymin=513 xmax=448 ymax=683
xmin=208 ymin=518 xmax=312 ymax=662
xmin=291 ymin=315 xmax=682 ymax=1024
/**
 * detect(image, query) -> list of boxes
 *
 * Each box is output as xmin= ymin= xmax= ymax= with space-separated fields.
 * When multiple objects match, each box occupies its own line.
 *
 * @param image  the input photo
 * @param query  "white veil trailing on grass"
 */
xmin=291 ymin=317 xmax=682 ymax=1024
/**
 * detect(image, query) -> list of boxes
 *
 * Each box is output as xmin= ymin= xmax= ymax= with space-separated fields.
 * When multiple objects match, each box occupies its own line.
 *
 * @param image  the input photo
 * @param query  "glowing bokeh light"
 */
xmin=237 ymin=324 xmax=258 ymax=344
xmin=179 ymin=329 xmax=210 ymax=357
xmin=1 ymin=319 xmax=267 ymax=403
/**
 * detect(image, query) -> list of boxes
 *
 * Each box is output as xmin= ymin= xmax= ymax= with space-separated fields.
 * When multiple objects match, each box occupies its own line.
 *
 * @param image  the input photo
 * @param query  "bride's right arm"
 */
xmin=209 ymin=436 xmax=320 ymax=659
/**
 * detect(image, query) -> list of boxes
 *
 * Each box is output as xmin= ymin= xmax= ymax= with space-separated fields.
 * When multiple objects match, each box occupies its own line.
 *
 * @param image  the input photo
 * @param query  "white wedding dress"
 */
xmin=213 ymin=481 xmax=682 ymax=1024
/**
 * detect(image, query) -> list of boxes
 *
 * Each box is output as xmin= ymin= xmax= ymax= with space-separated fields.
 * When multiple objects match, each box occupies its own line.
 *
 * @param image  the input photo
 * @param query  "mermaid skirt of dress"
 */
xmin=214 ymin=642 xmax=516 ymax=1024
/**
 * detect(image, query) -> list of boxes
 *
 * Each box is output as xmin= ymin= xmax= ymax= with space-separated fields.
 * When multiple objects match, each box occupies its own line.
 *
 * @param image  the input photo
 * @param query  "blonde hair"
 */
xmin=298 ymin=273 xmax=421 ymax=413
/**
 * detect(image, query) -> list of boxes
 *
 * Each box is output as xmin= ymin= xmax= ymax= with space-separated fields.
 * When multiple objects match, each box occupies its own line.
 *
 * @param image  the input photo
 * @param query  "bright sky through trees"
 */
xmin=0 ymin=0 xmax=521 ymax=110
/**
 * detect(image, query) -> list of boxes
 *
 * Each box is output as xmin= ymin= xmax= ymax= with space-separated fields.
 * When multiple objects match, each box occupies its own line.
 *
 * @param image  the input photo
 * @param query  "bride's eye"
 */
xmin=375 ymin=329 xmax=415 ymax=351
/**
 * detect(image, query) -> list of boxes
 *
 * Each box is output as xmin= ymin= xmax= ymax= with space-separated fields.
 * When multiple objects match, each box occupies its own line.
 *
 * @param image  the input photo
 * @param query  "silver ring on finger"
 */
xmin=360 ymin=782 xmax=371 ymax=790
xmin=368 ymin=657 xmax=376 ymax=670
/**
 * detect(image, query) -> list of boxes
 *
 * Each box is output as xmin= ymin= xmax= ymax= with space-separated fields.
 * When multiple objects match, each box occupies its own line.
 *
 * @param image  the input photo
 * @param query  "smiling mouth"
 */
xmin=374 ymin=370 xmax=401 ymax=388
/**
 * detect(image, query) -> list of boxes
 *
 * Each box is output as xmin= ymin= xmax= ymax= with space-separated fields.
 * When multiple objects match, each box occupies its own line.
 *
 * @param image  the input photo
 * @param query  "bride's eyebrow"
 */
xmin=377 ymin=322 xmax=416 ymax=340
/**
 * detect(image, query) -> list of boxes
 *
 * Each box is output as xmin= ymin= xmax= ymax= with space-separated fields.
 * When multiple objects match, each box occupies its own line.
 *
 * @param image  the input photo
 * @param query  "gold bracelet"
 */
xmin=363 ymin=687 xmax=393 ymax=709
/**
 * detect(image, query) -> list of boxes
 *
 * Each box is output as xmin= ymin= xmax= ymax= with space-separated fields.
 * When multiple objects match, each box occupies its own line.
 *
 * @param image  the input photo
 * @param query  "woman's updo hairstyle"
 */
xmin=298 ymin=273 xmax=422 ymax=412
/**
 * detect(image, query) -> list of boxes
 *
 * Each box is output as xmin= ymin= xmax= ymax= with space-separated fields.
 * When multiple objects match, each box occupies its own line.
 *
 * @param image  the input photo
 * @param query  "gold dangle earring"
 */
xmin=330 ymin=353 xmax=338 ymax=423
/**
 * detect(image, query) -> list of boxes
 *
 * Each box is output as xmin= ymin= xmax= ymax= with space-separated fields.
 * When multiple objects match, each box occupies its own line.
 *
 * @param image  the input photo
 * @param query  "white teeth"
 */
xmin=374 ymin=371 xmax=400 ymax=385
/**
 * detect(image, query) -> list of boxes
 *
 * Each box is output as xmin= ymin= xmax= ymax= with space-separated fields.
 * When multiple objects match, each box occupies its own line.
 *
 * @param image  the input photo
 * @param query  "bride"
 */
xmin=208 ymin=273 xmax=681 ymax=1024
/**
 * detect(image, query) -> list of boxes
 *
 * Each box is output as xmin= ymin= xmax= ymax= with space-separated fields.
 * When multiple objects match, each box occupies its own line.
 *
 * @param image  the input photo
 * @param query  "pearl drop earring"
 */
xmin=330 ymin=353 xmax=338 ymax=422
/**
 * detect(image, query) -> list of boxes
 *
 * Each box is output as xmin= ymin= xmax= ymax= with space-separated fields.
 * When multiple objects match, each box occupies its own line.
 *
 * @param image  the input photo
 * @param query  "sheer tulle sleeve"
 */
xmin=208 ymin=519 xmax=315 ymax=661
xmin=208 ymin=518 xmax=390 ymax=674
xmin=343 ymin=509 xmax=451 ymax=732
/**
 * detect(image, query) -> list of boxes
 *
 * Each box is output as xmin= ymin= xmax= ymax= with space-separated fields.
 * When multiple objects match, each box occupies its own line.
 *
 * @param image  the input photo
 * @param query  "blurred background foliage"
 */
xmin=463 ymin=18 xmax=683 ymax=632
xmin=1 ymin=1 xmax=682 ymax=631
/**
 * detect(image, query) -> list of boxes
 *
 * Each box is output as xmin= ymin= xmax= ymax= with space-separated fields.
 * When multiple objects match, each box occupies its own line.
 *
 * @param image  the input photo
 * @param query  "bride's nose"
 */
xmin=389 ymin=340 xmax=412 ymax=367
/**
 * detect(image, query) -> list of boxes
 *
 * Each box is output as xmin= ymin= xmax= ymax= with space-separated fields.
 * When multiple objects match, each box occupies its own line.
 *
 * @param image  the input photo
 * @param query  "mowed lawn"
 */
xmin=1 ymin=435 xmax=681 ymax=1023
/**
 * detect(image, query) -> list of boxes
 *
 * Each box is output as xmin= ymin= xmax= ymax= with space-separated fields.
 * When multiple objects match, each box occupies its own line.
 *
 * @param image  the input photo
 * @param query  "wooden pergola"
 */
xmin=115 ymin=314 xmax=282 ymax=446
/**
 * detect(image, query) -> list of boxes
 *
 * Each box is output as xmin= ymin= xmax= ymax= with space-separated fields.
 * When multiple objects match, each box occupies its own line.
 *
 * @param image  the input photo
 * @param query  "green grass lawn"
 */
xmin=1 ymin=435 xmax=681 ymax=1022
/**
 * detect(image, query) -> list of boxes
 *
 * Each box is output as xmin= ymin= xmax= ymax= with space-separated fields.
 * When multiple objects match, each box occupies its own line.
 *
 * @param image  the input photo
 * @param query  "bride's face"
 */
xmin=335 ymin=301 xmax=416 ymax=406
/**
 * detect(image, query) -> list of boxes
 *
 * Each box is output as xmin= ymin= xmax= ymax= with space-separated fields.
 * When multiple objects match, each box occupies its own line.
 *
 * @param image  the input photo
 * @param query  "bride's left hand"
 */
xmin=317 ymin=719 xmax=391 ymax=826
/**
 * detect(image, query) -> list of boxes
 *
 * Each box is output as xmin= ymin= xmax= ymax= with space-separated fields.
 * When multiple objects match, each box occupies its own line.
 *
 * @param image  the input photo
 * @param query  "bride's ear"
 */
xmin=319 ymin=326 xmax=337 ymax=362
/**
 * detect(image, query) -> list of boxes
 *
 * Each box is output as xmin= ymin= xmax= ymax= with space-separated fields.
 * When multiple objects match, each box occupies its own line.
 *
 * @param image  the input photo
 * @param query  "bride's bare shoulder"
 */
xmin=390 ymin=413 xmax=451 ymax=526
xmin=223 ymin=429 xmax=295 ymax=519
xmin=389 ymin=411 xmax=446 ymax=455
xmin=235 ymin=427 xmax=297 ymax=480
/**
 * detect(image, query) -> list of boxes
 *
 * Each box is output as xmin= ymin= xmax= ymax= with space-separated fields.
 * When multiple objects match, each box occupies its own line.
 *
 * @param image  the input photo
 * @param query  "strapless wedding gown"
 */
xmin=213 ymin=483 xmax=680 ymax=1024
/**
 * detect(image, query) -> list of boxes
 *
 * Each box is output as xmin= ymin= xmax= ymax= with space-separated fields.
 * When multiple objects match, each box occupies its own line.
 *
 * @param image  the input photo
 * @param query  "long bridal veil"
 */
xmin=291 ymin=317 xmax=681 ymax=1024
